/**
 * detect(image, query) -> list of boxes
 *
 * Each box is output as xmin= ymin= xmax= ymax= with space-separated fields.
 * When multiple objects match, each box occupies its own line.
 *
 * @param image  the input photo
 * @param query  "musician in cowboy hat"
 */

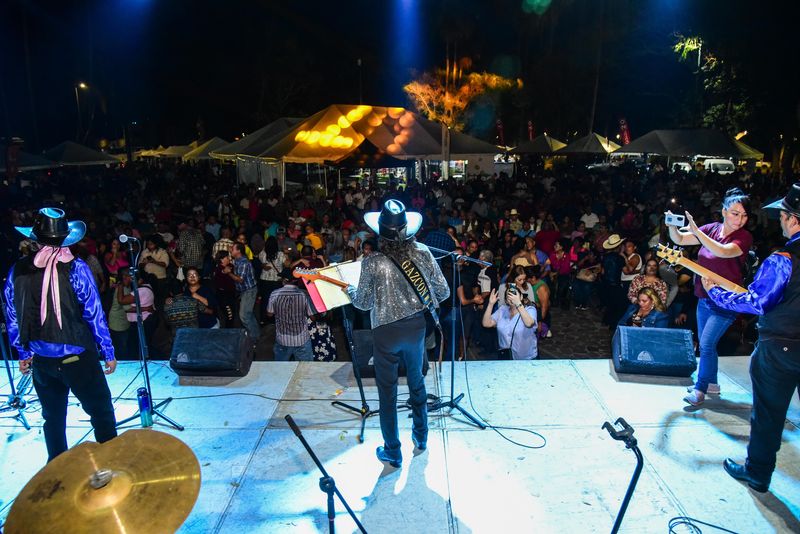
xmin=701 ymin=183 xmax=800 ymax=493
xmin=347 ymin=200 xmax=449 ymax=467
xmin=3 ymin=207 xmax=117 ymax=462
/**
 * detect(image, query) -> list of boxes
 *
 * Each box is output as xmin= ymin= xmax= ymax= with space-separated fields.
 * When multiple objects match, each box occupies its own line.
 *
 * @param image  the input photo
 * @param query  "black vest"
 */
xmin=12 ymin=256 xmax=96 ymax=351
xmin=757 ymin=239 xmax=800 ymax=340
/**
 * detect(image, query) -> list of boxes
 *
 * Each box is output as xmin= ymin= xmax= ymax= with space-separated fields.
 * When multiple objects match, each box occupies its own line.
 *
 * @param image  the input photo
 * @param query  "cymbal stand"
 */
xmin=0 ymin=287 xmax=33 ymax=430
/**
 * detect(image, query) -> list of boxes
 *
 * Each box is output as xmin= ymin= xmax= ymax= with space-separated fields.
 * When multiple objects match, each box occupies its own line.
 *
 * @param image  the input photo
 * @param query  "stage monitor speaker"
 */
xmin=170 ymin=328 xmax=253 ymax=377
xmin=350 ymin=329 xmax=427 ymax=378
xmin=612 ymin=326 xmax=696 ymax=377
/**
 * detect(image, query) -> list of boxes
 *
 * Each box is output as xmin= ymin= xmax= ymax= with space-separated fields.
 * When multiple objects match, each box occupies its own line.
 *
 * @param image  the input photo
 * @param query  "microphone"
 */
xmin=118 ymin=234 xmax=137 ymax=244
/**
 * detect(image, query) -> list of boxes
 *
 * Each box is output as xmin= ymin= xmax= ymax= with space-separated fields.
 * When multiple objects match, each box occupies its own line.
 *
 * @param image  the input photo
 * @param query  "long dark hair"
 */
xmin=264 ymin=236 xmax=279 ymax=262
xmin=378 ymin=236 xmax=416 ymax=258
xmin=722 ymin=187 xmax=750 ymax=214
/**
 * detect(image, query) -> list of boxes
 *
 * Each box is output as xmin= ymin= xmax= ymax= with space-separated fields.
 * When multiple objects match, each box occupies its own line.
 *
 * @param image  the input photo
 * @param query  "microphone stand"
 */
xmin=285 ymin=414 xmax=367 ymax=534
xmin=427 ymin=245 xmax=487 ymax=429
xmin=115 ymin=237 xmax=184 ymax=431
xmin=330 ymin=305 xmax=378 ymax=443
xmin=602 ymin=418 xmax=643 ymax=534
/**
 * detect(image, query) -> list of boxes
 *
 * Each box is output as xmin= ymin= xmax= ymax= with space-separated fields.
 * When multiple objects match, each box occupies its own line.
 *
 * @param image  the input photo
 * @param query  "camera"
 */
xmin=664 ymin=212 xmax=685 ymax=227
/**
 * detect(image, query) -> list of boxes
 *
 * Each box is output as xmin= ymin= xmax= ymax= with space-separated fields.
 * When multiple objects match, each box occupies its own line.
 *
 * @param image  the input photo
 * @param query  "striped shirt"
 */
xmin=233 ymin=257 xmax=256 ymax=293
xmin=267 ymin=285 xmax=314 ymax=346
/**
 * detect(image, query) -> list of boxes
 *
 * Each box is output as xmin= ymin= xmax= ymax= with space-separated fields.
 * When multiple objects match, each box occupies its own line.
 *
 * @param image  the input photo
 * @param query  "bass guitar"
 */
xmin=656 ymin=244 xmax=747 ymax=294
xmin=293 ymin=268 xmax=350 ymax=289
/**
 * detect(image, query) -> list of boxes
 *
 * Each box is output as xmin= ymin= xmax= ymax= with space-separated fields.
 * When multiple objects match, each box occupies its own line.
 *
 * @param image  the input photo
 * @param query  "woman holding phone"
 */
xmin=668 ymin=188 xmax=752 ymax=406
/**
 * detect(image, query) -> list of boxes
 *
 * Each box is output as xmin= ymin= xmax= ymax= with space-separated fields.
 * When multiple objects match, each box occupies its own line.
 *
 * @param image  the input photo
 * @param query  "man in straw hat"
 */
xmin=3 ymin=208 xmax=117 ymax=462
xmin=701 ymin=183 xmax=800 ymax=493
xmin=347 ymin=200 xmax=449 ymax=468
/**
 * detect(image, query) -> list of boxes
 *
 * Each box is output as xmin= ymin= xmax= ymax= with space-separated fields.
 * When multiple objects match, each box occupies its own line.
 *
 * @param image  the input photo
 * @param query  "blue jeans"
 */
xmin=238 ymin=287 xmax=261 ymax=340
xmin=373 ymin=311 xmax=427 ymax=452
xmin=273 ymin=340 xmax=314 ymax=361
xmin=695 ymin=298 xmax=736 ymax=393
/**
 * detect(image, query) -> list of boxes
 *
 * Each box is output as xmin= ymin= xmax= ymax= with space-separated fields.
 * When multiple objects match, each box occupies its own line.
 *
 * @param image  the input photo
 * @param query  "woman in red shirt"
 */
xmin=549 ymin=239 xmax=572 ymax=309
xmin=669 ymin=188 xmax=752 ymax=406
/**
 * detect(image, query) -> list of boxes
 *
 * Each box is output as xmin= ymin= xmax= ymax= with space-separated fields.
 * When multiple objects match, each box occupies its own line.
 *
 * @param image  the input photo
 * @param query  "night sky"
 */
xmin=1 ymin=0 xmax=797 ymax=153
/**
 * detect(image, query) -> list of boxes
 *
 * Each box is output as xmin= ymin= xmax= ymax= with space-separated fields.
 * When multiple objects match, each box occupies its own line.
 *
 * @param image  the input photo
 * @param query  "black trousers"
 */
xmin=373 ymin=312 xmax=427 ymax=452
xmin=746 ymin=341 xmax=800 ymax=483
xmin=32 ymin=351 xmax=117 ymax=462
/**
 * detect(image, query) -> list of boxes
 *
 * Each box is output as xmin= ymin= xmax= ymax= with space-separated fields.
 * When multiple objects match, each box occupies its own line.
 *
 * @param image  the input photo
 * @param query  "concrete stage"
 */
xmin=1 ymin=358 xmax=799 ymax=533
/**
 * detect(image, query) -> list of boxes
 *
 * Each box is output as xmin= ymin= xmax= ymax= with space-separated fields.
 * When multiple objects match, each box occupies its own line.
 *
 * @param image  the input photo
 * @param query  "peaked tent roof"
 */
xmin=256 ymin=104 xmax=500 ymax=163
xmin=0 ymin=149 xmax=57 ymax=172
xmin=616 ymin=129 xmax=763 ymax=159
xmin=510 ymin=133 xmax=567 ymax=154
xmin=733 ymin=139 xmax=764 ymax=160
xmin=210 ymin=118 xmax=305 ymax=161
xmin=157 ymin=144 xmax=193 ymax=158
xmin=44 ymin=141 xmax=119 ymax=166
xmin=182 ymin=137 xmax=230 ymax=162
xmin=558 ymin=133 xmax=620 ymax=155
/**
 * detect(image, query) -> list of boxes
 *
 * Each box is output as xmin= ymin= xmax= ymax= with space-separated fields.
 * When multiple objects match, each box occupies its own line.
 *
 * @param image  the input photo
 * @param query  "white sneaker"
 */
xmin=683 ymin=390 xmax=705 ymax=406
xmin=686 ymin=383 xmax=720 ymax=395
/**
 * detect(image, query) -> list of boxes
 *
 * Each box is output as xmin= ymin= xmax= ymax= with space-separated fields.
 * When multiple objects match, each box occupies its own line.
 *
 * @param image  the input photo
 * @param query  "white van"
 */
xmin=703 ymin=158 xmax=736 ymax=175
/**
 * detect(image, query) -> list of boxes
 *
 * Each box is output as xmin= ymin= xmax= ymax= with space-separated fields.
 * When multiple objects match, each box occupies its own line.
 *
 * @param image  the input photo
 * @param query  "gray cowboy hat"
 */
xmin=364 ymin=200 xmax=423 ymax=242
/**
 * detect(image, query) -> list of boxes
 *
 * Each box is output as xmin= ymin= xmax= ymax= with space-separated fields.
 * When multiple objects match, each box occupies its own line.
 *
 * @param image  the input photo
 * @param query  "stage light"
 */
xmin=399 ymin=113 xmax=415 ymax=128
xmin=346 ymin=109 xmax=363 ymax=122
xmin=521 ymin=0 xmax=552 ymax=15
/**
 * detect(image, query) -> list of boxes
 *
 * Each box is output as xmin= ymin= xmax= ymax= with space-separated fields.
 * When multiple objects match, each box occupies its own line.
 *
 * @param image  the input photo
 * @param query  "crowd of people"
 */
xmin=0 ymin=159 xmax=792 ymax=364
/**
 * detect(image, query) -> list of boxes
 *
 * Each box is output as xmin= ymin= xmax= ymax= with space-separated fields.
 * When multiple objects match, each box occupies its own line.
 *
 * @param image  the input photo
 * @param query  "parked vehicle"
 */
xmin=702 ymin=158 xmax=735 ymax=175
xmin=671 ymin=162 xmax=692 ymax=173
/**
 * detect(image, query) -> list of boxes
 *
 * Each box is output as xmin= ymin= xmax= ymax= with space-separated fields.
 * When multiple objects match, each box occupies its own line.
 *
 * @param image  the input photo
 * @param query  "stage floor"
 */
xmin=2 ymin=358 xmax=799 ymax=533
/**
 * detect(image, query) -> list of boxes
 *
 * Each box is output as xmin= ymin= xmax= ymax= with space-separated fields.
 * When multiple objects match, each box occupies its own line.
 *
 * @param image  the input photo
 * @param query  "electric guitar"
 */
xmin=656 ymin=244 xmax=747 ymax=294
xmin=293 ymin=268 xmax=350 ymax=289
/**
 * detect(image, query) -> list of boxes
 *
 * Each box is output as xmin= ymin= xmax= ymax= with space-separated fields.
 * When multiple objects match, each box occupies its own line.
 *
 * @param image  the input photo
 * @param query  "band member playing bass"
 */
xmin=347 ymin=200 xmax=449 ymax=468
xmin=668 ymin=188 xmax=753 ymax=406
xmin=702 ymin=183 xmax=800 ymax=493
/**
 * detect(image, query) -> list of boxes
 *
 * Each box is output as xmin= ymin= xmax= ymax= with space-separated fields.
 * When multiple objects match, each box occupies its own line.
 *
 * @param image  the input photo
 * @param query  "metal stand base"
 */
xmin=116 ymin=397 xmax=185 ymax=431
xmin=434 ymin=391 xmax=485 ymax=429
xmin=0 ymin=392 xmax=31 ymax=430
xmin=331 ymin=400 xmax=378 ymax=443
xmin=331 ymin=306 xmax=378 ymax=443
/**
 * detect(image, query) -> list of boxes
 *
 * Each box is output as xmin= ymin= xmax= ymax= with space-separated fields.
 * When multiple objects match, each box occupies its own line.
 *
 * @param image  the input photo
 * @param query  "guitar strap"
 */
xmin=386 ymin=254 xmax=445 ymax=364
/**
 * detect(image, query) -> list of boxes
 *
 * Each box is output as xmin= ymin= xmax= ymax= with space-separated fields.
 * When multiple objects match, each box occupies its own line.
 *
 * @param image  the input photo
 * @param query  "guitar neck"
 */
xmin=297 ymin=272 xmax=350 ymax=289
xmin=677 ymin=257 xmax=747 ymax=294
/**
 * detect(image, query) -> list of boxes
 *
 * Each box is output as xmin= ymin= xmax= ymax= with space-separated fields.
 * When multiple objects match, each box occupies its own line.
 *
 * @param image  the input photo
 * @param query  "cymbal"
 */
xmin=5 ymin=429 xmax=201 ymax=534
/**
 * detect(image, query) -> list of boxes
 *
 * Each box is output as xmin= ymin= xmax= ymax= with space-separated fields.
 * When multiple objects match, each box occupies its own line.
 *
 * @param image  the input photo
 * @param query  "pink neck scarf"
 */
xmin=33 ymin=245 xmax=74 ymax=328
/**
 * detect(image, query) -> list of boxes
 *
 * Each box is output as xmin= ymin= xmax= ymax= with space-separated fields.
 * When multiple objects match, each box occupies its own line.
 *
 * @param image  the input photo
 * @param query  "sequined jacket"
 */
xmin=350 ymin=242 xmax=450 ymax=329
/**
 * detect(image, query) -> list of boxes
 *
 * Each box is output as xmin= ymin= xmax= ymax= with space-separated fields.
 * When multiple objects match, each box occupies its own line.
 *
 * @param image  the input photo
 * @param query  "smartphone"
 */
xmin=664 ymin=212 xmax=685 ymax=227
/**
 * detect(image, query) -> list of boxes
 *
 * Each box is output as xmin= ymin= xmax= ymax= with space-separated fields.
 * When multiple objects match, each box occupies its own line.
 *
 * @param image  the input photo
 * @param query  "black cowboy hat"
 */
xmin=763 ymin=182 xmax=800 ymax=218
xmin=364 ymin=200 xmax=422 ymax=242
xmin=15 ymin=207 xmax=86 ymax=247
